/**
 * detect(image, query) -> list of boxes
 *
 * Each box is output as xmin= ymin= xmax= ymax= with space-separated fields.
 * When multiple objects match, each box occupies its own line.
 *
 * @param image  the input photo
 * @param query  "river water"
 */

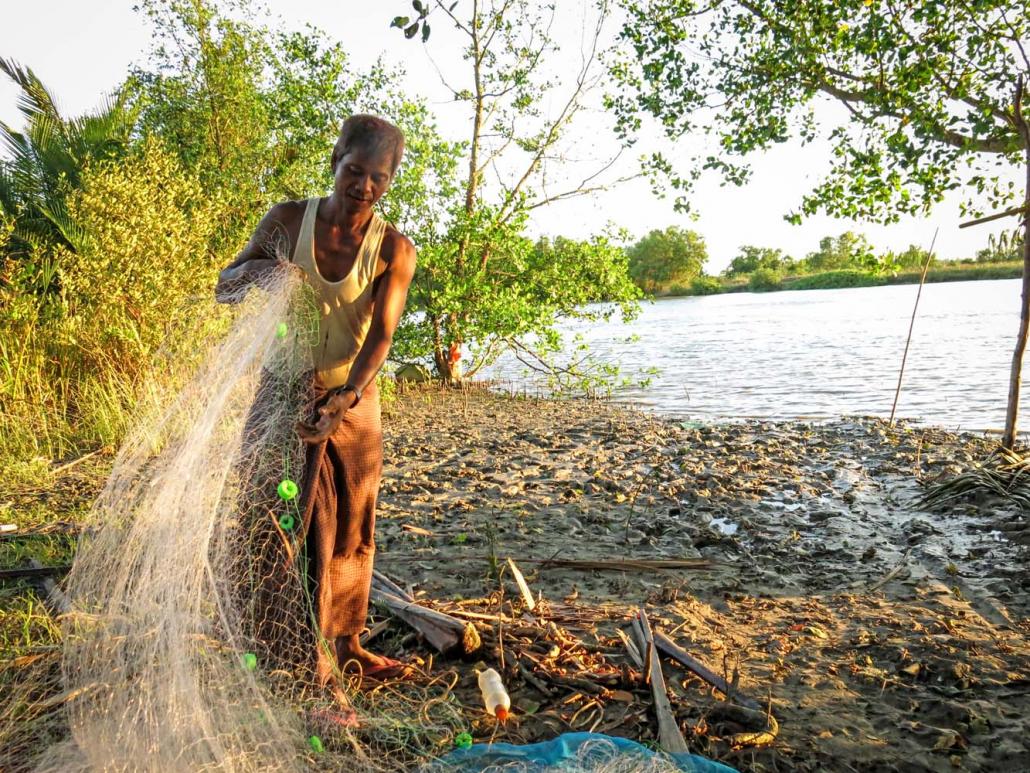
xmin=484 ymin=278 xmax=1025 ymax=431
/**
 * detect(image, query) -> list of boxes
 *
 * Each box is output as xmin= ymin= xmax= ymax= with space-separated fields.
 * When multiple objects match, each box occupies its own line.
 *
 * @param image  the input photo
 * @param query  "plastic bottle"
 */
xmin=477 ymin=668 xmax=510 ymax=722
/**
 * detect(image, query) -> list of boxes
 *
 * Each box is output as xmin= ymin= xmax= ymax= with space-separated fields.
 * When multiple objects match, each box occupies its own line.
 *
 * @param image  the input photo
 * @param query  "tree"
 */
xmin=129 ymin=0 xmax=456 ymax=262
xmin=724 ymin=245 xmax=792 ymax=277
xmin=881 ymin=244 xmax=934 ymax=272
xmin=611 ymin=0 xmax=1029 ymax=445
xmin=805 ymin=232 xmax=876 ymax=272
xmin=391 ymin=1 xmax=641 ymax=383
xmin=626 ymin=226 xmax=707 ymax=292
xmin=0 ymin=58 xmax=134 ymax=315
xmin=977 ymin=230 xmax=1024 ymax=263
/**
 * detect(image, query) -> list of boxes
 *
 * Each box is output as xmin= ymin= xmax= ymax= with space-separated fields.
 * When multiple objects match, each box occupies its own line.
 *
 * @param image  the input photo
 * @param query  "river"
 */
xmin=483 ymin=278 xmax=1025 ymax=431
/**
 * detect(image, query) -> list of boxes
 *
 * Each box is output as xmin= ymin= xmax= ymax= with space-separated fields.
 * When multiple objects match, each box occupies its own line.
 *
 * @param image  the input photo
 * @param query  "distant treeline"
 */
xmin=625 ymin=226 xmax=1025 ymax=297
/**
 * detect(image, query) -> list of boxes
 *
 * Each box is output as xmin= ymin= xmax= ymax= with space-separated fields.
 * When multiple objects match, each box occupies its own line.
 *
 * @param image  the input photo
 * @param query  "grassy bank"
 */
xmin=659 ymin=260 xmax=1024 ymax=297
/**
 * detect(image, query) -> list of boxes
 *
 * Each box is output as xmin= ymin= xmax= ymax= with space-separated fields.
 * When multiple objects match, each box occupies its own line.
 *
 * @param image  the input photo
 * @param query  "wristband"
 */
xmin=333 ymin=383 xmax=362 ymax=405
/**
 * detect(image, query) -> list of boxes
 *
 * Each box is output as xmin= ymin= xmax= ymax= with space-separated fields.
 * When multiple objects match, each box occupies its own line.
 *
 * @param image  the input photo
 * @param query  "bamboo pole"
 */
xmin=890 ymin=228 xmax=939 ymax=425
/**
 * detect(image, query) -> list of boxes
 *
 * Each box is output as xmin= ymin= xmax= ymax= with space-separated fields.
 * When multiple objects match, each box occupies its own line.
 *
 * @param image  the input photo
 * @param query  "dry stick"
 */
xmin=378 ymin=555 xmax=715 ymax=572
xmin=506 ymin=557 xmax=537 ymax=611
xmin=890 ymin=228 xmax=940 ymax=426
xmin=652 ymin=631 xmax=761 ymax=712
xmin=631 ymin=609 xmax=689 ymax=754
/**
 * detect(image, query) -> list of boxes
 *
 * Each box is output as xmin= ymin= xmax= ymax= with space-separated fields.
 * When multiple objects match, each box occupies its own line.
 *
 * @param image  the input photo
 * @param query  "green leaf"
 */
xmin=413 ymin=0 xmax=425 ymax=13
xmin=405 ymin=22 xmax=420 ymax=39
xmin=422 ymin=23 xmax=431 ymax=43
xmin=391 ymin=16 xmax=410 ymax=29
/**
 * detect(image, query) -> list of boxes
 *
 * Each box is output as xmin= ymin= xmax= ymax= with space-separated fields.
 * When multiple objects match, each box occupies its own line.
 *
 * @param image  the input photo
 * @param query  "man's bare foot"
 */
xmin=335 ymin=634 xmax=390 ymax=672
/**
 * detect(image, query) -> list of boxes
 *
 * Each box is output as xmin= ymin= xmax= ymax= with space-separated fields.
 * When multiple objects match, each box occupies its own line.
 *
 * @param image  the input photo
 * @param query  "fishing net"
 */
xmin=0 ymin=268 xmax=463 ymax=772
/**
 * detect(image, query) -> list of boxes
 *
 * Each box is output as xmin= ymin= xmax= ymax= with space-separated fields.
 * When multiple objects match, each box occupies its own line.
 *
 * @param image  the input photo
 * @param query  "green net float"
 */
xmin=241 ymin=652 xmax=257 ymax=671
xmin=277 ymin=479 xmax=298 ymax=501
xmin=276 ymin=322 xmax=288 ymax=339
xmin=278 ymin=513 xmax=295 ymax=531
xmin=308 ymin=735 xmax=324 ymax=754
xmin=455 ymin=732 xmax=473 ymax=749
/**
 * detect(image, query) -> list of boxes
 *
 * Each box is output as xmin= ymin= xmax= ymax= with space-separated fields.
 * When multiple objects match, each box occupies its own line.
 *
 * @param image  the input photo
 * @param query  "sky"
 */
xmin=0 ymin=0 xmax=1021 ymax=271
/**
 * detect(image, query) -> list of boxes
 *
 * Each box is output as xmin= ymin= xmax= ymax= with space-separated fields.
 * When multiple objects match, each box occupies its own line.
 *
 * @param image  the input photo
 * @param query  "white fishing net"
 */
xmin=33 ymin=268 xmax=323 ymax=771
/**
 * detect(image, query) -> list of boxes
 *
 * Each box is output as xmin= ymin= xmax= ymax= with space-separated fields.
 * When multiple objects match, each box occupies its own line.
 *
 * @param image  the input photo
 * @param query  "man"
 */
xmin=216 ymin=115 xmax=416 ymax=686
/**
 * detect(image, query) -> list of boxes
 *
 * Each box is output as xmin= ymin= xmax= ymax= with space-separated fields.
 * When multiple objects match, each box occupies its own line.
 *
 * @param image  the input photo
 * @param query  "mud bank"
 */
xmin=374 ymin=385 xmax=1029 ymax=772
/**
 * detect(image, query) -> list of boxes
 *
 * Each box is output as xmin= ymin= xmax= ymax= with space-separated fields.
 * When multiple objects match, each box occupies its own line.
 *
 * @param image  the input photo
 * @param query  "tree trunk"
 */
xmin=1003 ymin=78 xmax=1029 ymax=450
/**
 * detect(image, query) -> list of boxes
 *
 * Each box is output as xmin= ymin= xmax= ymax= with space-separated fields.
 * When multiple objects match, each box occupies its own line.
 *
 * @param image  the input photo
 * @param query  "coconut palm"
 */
xmin=0 ymin=57 xmax=134 ymax=257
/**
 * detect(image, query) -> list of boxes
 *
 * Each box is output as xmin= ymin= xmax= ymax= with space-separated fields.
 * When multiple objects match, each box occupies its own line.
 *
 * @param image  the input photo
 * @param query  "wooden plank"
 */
xmin=0 ymin=565 xmax=72 ymax=581
xmin=653 ymin=630 xmax=761 ymax=712
xmin=632 ymin=609 xmax=689 ymax=754
xmin=28 ymin=560 xmax=72 ymax=615
xmin=506 ymin=557 xmax=536 ymax=611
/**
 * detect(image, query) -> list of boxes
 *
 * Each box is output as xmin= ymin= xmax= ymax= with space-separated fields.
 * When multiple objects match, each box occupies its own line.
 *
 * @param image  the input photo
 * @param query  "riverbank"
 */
xmin=657 ymin=260 xmax=1023 ymax=297
xmin=375 ymin=386 xmax=1029 ymax=771
xmin=2 ymin=386 xmax=1028 ymax=770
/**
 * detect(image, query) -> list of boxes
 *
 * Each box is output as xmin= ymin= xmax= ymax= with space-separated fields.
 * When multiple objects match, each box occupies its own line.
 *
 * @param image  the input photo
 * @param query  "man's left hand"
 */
xmin=297 ymin=389 xmax=357 ymax=444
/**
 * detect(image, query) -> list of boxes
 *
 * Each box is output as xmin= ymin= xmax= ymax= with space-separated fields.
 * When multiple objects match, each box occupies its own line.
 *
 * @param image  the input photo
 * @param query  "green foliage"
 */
xmin=626 ymin=226 xmax=707 ymax=293
xmin=394 ymin=217 xmax=641 ymax=389
xmin=748 ymin=267 xmax=783 ymax=292
xmin=724 ymin=245 xmax=793 ymax=277
xmin=688 ymin=275 xmax=722 ymax=295
xmin=611 ymin=1 xmax=1028 ymax=222
xmin=785 ymin=269 xmax=883 ymax=291
xmin=58 ymin=139 xmax=222 ymax=376
xmin=804 ymin=232 xmax=876 ymax=273
xmin=977 ymin=229 xmax=1024 ymax=263
xmin=880 ymin=244 xmax=934 ymax=273
xmin=0 ymin=59 xmax=135 ymax=256
xmin=388 ymin=0 xmax=641 ymax=386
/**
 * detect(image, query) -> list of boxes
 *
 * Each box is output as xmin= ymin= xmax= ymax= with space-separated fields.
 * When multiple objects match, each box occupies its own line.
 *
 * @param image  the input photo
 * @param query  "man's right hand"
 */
xmin=214 ymin=258 xmax=284 ymax=303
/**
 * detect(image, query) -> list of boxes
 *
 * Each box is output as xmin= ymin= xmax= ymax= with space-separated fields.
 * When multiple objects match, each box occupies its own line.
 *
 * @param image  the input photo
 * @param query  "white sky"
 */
xmin=0 ymin=0 xmax=1021 ymax=271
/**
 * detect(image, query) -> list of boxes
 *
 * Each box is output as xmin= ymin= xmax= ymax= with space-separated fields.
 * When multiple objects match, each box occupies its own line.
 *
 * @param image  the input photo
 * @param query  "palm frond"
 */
xmin=0 ymin=58 xmax=62 ymax=126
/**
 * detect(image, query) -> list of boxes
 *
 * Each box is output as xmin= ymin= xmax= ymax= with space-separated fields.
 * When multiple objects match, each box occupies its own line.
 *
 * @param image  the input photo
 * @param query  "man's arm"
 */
xmin=214 ymin=203 xmax=295 ymax=303
xmin=297 ymin=231 xmax=417 ymax=442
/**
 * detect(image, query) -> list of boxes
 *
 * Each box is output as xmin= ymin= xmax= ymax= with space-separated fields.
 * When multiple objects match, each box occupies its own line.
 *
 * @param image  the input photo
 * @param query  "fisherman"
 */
xmin=215 ymin=115 xmax=416 ymax=687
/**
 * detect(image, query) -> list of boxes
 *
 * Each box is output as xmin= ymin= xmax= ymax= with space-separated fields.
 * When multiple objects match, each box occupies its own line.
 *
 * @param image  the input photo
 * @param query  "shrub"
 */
xmin=748 ymin=267 xmax=783 ymax=292
xmin=689 ymin=275 xmax=723 ymax=295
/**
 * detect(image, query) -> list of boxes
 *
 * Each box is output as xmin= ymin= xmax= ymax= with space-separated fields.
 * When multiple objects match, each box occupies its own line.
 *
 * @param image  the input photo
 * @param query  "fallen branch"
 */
xmin=379 ymin=555 xmax=716 ymax=572
xmin=629 ymin=609 xmax=689 ymax=754
xmin=653 ymin=630 xmax=761 ymax=712
xmin=506 ymin=557 xmax=537 ymax=610
xmin=867 ymin=549 xmax=912 ymax=593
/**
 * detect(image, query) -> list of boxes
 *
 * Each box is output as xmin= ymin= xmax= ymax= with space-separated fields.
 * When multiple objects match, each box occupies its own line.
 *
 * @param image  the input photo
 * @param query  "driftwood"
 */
xmin=653 ymin=630 xmax=761 ymax=712
xmin=370 ymin=572 xmax=481 ymax=655
xmin=628 ymin=609 xmax=689 ymax=754
xmin=506 ymin=557 xmax=536 ymax=610
xmin=379 ymin=555 xmax=715 ymax=572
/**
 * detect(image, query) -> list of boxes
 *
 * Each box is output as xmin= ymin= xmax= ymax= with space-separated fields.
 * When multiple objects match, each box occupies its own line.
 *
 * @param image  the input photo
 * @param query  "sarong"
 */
xmin=298 ymin=378 xmax=382 ymax=679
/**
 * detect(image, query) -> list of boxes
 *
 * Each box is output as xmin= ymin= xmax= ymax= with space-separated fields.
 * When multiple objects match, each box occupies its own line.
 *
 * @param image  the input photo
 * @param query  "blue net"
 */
xmin=426 ymin=732 xmax=738 ymax=772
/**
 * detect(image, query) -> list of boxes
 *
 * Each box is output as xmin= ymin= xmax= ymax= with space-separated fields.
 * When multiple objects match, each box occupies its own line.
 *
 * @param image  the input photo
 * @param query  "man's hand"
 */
xmin=297 ymin=389 xmax=358 ymax=444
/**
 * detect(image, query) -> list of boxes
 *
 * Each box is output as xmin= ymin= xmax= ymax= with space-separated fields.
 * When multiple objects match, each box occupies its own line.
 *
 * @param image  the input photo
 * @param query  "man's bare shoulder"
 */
xmin=263 ymin=199 xmax=308 ymax=230
xmin=381 ymin=224 xmax=416 ymax=265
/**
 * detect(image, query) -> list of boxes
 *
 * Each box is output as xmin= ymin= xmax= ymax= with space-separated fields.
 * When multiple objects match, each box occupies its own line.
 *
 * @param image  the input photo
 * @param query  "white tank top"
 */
xmin=291 ymin=197 xmax=386 ymax=388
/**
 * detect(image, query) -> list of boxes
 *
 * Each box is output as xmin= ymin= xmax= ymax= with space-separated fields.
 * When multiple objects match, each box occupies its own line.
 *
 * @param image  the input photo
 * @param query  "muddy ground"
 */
xmin=371 ymin=385 xmax=1030 ymax=772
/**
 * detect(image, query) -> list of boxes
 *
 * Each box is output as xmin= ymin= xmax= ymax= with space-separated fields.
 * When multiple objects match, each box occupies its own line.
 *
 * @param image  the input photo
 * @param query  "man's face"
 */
xmin=332 ymin=145 xmax=395 ymax=213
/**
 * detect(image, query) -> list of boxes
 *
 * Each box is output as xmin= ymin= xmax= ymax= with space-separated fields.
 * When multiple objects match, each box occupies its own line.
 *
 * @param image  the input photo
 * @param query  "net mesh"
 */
xmin=37 ymin=269 xmax=320 ymax=771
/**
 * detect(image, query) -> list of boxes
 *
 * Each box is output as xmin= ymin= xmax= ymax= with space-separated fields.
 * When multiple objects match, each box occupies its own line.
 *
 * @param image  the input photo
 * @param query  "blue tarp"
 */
xmin=426 ymin=732 xmax=738 ymax=772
